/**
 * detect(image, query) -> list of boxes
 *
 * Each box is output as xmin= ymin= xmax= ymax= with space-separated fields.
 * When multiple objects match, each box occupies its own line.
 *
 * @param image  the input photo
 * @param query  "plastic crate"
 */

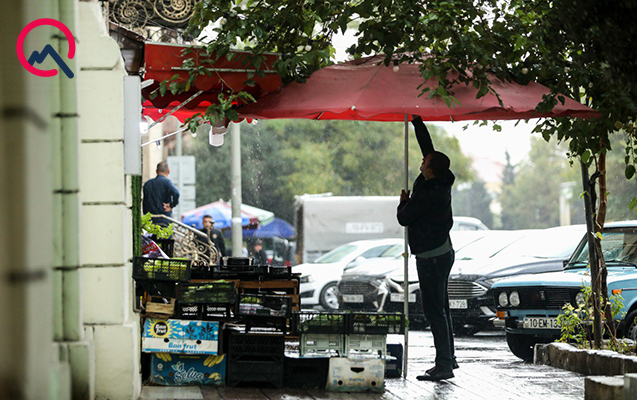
xmin=153 ymin=238 xmax=175 ymax=257
xmin=300 ymin=333 xmax=345 ymax=357
xmin=178 ymin=281 xmax=236 ymax=304
xmin=284 ymin=356 xmax=329 ymax=389
xmin=174 ymin=302 xmax=202 ymax=319
xmin=348 ymin=312 xmax=405 ymax=334
xmin=292 ymin=311 xmax=348 ymax=334
xmin=345 ymin=334 xmax=386 ymax=357
xmin=202 ymin=304 xmax=233 ymax=319
xmin=385 ymin=343 xmax=403 ymax=378
xmin=221 ymin=256 xmax=253 ymax=267
xmin=138 ymin=280 xmax=178 ymax=297
xmin=227 ymin=359 xmax=284 ymax=388
xmin=237 ymin=294 xmax=291 ymax=318
xmin=133 ymin=257 xmax=191 ymax=282
xmin=268 ymin=266 xmax=292 ymax=276
xmin=227 ymin=332 xmax=285 ymax=359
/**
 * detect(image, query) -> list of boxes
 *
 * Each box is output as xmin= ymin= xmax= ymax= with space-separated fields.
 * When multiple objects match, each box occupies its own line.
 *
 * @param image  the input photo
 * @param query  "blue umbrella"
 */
xmin=232 ymin=218 xmax=295 ymax=239
xmin=181 ymin=200 xmax=259 ymax=230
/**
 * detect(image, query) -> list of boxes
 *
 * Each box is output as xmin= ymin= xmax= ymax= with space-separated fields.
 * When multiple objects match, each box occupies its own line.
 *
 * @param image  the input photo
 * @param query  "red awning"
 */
xmin=142 ymin=42 xmax=281 ymax=123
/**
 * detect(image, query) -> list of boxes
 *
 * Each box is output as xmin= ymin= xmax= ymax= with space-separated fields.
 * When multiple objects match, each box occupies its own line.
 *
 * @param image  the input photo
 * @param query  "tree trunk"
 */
xmin=596 ymin=152 xmax=615 ymax=339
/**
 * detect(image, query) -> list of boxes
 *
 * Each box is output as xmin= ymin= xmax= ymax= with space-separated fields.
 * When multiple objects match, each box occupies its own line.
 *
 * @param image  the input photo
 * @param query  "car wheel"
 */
xmin=624 ymin=310 xmax=637 ymax=340
xmin=320 ymin=282 xmax=340 ymax=310
xmin=506 ymin=332 xmax=537 ymax=361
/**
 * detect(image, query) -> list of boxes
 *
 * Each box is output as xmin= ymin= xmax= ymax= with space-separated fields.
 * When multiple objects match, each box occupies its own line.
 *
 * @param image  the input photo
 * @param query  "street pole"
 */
xmin=175 ymin=126 xmax=183 ymax=221
xmin=230 ymin=122 xmax=243 ymax=257
xmin=403 ymin=114 xmax=409 ymax=378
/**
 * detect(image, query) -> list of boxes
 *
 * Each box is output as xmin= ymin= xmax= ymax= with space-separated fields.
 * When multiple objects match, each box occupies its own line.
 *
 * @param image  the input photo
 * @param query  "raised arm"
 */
xmin=412 ymin=115 xmax=434 ymax=157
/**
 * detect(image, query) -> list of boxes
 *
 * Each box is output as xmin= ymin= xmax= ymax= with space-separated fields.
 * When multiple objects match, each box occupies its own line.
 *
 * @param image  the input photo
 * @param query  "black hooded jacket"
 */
xmin=397 ymin=118 xmax=455 ymax=254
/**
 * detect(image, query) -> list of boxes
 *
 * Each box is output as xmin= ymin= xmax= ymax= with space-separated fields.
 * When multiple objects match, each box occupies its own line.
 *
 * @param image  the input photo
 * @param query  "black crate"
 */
xmin=237 ymin=294 xmax=292 ymax=318
xmin=152 ymin=238 xmax=175 ymax=257
xmin=268 ymin=266 xmax=292 ymax=276
xmin=292 ymin=311 xmax=348 ymax=334
xmin=284 ymin=356 xmax=329 ymax=389
xmin=227 ymin=359 xmax=284 ymax=388
xmin=133 ymin=257 xmax=191 ymax=282
xmin=178 ymin=281 xmax=236 ymax=304
xmin=138 ymin=280 xmax=178 ymax=297
xmin=174 ymin=302 xmax=202 ymax=319
xmin=349 ymin=312 xmax=406 ymax=334
xmin=227 ymin=332 xmax=285 ymax=359
xmin=385 ymin=343 xmax=403 ymax=378
xmin=202 ymin=303 xmax=233 ymax=319
xmin=221 ymin=256 xmax=253 ymax=267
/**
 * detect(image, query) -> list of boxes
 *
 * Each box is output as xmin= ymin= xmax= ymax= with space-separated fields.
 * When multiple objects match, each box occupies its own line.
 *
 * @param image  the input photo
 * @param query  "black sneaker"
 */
xmin=416 ymin=368 xmax=454 ymax=381
xmin=426 ymin=360 xmax=459 ymax=375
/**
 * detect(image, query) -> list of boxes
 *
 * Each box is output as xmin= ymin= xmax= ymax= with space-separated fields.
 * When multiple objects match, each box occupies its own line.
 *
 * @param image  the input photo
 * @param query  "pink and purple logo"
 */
xmin=16 ymin=18 xmax=75 ymax=78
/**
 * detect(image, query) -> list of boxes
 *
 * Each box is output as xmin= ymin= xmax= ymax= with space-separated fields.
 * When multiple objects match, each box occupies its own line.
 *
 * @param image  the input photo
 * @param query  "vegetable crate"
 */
xmin=144 ymin=296 xmax=176 ymax=317
xmin=348 ymin=312 xmax=405 ymax=335
xmin=299 ymin=333 xmax=345 ymax=357
xmin=178 ymin=281 xmax=236 ymax=304
xmin=237 ymin=294 xmax=291 ymax=318
xmin=133 ymin=257 xmax=191 ymax=282
xmin=227 ymin=331 xmax=285 ymax=359
xmin=284 ymin=355 xmax=329 ymax=389
xmin=292 ymin=311 xmax=348 ymax=335
xmin=153 ymin=238 xmax=175 ymax=257
xmin=344 ymin=334 xmax=387 ymax=358
xmin=385 ymin=343 xmax=403 ymax=378
xmin=326 ymin=357 xmax=385 ymax=392
xmin=175 ymin=303 xmax=233 ymax=320
xmin=138 ymin=280 xmax=178 ymax=298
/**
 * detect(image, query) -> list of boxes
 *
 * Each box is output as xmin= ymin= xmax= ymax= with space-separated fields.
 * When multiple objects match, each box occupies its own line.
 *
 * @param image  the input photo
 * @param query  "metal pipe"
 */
xmin=403 ymin=114 xmax=409 ymax=378
xmin=171 ymin=67 xmax=278 ymax=73
xmin=141 ymin=126 xmax=188 ymax=146
xmin=147 ymin=90 xmax=202 ymax=130
xmin=175 ymin=125 xmax=183 ymax=221
xmin=230 ymin=122 xmax=243 ymax=257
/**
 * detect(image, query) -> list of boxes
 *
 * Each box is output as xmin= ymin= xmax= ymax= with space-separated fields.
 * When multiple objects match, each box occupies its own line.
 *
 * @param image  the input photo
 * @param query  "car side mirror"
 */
xmin=562 ymin=259 xmax=569 ymax=268
xmin=345 ymin=256 xmax=366 ymax=270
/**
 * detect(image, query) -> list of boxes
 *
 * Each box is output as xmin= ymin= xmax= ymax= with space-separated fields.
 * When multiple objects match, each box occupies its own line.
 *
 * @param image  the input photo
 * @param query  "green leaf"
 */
xmin=630 ymin=198 xmax=637 ymax=210
xmin=581 ymin=150 xmax=591 ymax=164
xmin=626 ymin=165 xmax=636 ymax=179
xmin=159 ymin=83 xmax=167 ymax=97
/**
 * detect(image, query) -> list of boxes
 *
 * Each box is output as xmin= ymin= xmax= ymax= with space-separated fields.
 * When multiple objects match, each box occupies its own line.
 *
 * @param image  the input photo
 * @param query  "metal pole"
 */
xmin=580 ymin=160 xmax=602 ymax=348
xmin=403 ymin=114 xmax=409 ymax=378
xmin=230 ymin=122 xmax=243 ymax=257
xmin=175 ymin=127 xmax=183 ymax=221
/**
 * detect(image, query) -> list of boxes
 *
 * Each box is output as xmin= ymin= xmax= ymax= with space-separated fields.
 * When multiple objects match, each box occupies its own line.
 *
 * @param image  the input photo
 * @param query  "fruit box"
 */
xmin=150 ymin=353 xmax=226 ymax=386
xmin=326 ymin=357 xmax=385 ymax=392
xmin=142 ymin=319 xmax=219 ymax=355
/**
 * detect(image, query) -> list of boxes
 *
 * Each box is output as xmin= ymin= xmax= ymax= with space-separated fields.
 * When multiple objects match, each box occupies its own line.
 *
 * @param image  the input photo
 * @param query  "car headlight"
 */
xmin=509 ymin=291 xmax=520 ymax=307
xmin=300 ymin=274 xmax=313 ymax=283
xmin=498 ymin=291 xmax=509 ymax=307
xmin=575 ymin=291 xmax=587 ymax=307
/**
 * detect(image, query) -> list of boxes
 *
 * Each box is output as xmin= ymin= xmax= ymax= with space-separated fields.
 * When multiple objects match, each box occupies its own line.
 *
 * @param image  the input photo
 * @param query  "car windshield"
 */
xmin=313 ymin=244 xmax=358 ymax=263
xmin=495 ymin=227 xmax=584 ymax=259
xmin=455 ymin=232 xmax=526 ymax=260
xmin=382 ymin=243 xmax=404 ymax=258
xmin=567 ymin=229 xmax=637 ymax=268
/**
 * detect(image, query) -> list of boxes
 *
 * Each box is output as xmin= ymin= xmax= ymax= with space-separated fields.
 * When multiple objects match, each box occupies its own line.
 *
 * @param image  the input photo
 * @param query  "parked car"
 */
xmin=384 ymin=225 xmax=586 ymax=334
xmin=492 ymin=221 xmax=637 ymax=360
xmin=294 ymin=238 xmax=403 ymax=310
xmin=336 ymin=231 xmax=489 ymax=312
xmin=446 ymin=225 xmax=586 ymax=334
xmin=383 ymin=230 xmax=534 ymax=332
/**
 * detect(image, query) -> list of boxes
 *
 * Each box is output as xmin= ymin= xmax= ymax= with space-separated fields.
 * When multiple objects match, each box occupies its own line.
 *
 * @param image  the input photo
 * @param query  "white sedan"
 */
xmin=295 ymin=238 xmax=404 ymax=310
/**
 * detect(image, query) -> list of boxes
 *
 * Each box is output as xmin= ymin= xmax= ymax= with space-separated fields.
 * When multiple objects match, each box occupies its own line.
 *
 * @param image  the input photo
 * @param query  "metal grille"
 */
xmin=339 ymin=281 xmax=377 ymax=295
xmin=518 ymin=287 xmax=574 ymax=309
xmin=448 ymin=281 xmax=487 ymax=299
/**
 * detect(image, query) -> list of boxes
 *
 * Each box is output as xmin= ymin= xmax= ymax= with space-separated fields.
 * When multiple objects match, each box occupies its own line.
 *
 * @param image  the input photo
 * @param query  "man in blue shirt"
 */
xmin=142 ymin=161 xmax=180 ymax=226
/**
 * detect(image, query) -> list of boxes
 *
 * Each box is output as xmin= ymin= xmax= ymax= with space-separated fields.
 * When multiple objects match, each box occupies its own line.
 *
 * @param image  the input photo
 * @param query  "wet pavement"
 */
xmin=139 ymin=330 xmax=585 ymax=400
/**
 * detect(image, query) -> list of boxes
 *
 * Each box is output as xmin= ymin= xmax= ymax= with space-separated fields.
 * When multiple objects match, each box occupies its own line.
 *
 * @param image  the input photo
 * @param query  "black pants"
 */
xmin=416 ymin=250 xmax=455 ymax=371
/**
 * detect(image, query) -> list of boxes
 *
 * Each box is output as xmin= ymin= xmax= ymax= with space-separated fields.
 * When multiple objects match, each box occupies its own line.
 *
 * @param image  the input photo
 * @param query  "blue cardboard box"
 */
xmin=151 ymin=353 xmax=226 ymax=386
xmin=142 ymin=319 xmax=219 ymax=354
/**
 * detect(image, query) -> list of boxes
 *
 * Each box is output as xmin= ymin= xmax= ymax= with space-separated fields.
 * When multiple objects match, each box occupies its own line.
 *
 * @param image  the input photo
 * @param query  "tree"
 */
xmin=180 ymin=0 xmax=637 ymax=348
xmin=452 ymin=180 xmax=494 ymax=228
xmin=187 ymin=119 xmax=473 ymax=223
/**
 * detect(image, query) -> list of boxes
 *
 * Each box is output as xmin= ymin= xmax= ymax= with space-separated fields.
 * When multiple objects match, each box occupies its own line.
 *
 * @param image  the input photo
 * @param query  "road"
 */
xmin=139 ymin=330 xmax=585 ymax=400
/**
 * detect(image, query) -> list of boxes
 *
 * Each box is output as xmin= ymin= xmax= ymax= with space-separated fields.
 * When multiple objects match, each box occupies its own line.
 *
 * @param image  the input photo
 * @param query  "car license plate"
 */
xmin=523 ymin=317 xmax=560 ymax=329
xmin=449 ymin=299 xmax=468 ymax=309
xmin=343 ymin=294 xmax=364 ymax=303
xmin=390 ymin=293 xmax=416 ymax=302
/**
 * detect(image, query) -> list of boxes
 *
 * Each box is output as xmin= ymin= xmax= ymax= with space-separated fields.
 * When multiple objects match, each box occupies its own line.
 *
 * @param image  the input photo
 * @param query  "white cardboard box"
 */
xmin=326 ymin=357 xmax=385 ymax=392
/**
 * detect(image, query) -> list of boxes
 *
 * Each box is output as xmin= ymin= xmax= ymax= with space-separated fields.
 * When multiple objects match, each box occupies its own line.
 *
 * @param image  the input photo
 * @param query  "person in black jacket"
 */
xmin=201 ymin=215 xmax=227 ymax=260
xmin=397 ymin=115 xmax=457 ymax=381
xmin=142 ymin=161 xmax=180 ymax=226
